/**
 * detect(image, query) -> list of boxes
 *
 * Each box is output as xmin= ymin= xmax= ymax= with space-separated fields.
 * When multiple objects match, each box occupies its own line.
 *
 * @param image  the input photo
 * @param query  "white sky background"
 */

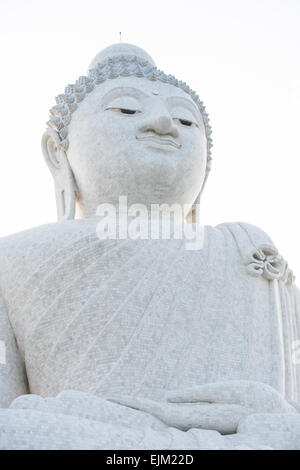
xmin=0 ymin=0 xmax=299 ymax=274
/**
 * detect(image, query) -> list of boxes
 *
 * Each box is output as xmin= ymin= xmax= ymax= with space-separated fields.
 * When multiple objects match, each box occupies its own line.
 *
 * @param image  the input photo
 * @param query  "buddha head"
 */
xmin=42 ymin=43 xmax=212 ymax=221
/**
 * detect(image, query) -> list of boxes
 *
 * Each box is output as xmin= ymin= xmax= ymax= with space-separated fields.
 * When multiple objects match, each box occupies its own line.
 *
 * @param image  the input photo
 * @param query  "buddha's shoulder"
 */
xmin=0 ymin=218 xmax=279 ymax=273
xmin=201 ymin=220 xmax=281 ymax=265
xmin=0 ymin=218 xmax=98 ymax=271
xmin=211 ymin=221 xmax=276 ymax=248
xmin=213 ymin=221 xmax=298 ymax=286
xmin=0 ymin=219 xmax=277 ymax=260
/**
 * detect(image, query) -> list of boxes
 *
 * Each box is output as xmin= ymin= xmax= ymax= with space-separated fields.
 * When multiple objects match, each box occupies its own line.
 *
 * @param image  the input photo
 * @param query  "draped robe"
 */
xmin=0 ymin=218 xmax=299 ymax=449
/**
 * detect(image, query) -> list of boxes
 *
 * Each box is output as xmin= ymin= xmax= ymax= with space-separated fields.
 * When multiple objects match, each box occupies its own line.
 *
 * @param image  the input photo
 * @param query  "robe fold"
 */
xmin=0 ymin=218 xmax=299 ymax=449
xmin=0 ymin=218 xmax=299 ymax=402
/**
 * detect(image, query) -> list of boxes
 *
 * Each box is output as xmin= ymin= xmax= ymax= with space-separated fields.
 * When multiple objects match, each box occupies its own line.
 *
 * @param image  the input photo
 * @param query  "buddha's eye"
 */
xmin=120 ymin=108 xmax=138 ymax=115
xmin=179 ymin=119 xmax=193 ymax=127
xmin=173 ymin=117 xmax=198 ymax=128
xmin=105 ymin=107 xmax=140 ymax=115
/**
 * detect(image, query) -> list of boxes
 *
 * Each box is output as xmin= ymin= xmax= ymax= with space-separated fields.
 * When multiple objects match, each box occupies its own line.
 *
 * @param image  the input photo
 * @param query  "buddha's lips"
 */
xmin=136 ymin=134 xmax=181 ymax=149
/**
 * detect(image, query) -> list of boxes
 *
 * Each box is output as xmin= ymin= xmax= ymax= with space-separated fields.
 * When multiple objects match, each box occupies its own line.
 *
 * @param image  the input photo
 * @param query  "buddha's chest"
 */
xmin=7 ymin=236 xmax=276 ymax=398
xmin=14 ymin=239 xmax=212 ymax=395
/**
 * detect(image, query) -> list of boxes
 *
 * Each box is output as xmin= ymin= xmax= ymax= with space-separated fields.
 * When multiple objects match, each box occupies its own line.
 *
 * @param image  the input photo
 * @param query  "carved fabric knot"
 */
xmin=246 ymin=244 xmax=295 ymax=284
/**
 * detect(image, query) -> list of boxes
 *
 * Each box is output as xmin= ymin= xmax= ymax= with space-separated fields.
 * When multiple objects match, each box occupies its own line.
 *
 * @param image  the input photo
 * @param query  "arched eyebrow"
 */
xmin=102 ymin=87 xmax=147 ymax=108
xmin=166 ymin=96 xmax=202 ymax=124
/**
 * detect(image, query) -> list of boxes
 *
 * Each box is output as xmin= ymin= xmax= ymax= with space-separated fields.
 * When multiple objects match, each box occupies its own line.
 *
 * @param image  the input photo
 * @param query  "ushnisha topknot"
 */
xmin=47 ymin=52 xmax=213 ymax=172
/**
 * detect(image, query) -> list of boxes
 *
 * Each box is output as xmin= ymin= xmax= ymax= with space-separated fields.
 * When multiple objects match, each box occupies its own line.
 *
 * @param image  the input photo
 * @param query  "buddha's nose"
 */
xmin=139 ymin=110 xmax=179 ymax=138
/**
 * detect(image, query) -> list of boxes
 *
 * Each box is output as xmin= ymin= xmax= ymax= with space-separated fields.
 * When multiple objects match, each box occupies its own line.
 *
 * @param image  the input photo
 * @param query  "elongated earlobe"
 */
xmin=41 ymin=129 xmax=77 ymax=221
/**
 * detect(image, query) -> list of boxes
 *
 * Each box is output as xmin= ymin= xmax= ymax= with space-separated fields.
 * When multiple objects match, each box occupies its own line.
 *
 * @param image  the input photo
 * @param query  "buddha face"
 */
xmin=66 ymin=76 xmax=207 ymax=217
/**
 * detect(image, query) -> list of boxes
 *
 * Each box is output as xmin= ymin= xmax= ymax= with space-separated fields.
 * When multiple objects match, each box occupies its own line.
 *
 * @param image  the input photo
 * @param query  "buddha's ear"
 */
xmin=41 ymin=129 xmax=77 ymax=221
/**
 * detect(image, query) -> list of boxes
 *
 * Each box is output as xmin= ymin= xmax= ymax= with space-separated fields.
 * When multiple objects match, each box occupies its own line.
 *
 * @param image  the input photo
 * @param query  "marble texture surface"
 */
xmin=0 ymin=219 xmax=299 ymax=449
xmin=0 ymin=43 xmax=299 ymax=449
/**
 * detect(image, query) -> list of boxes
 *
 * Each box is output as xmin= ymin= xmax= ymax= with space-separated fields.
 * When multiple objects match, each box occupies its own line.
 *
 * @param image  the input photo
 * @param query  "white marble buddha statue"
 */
xmin=0 ymin=43 xmax=300 ymax=450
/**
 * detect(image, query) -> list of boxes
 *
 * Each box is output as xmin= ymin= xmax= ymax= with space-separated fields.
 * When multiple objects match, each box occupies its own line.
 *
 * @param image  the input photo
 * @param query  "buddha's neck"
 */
xmin=75 ymin=196 xmax=197 ymax=222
